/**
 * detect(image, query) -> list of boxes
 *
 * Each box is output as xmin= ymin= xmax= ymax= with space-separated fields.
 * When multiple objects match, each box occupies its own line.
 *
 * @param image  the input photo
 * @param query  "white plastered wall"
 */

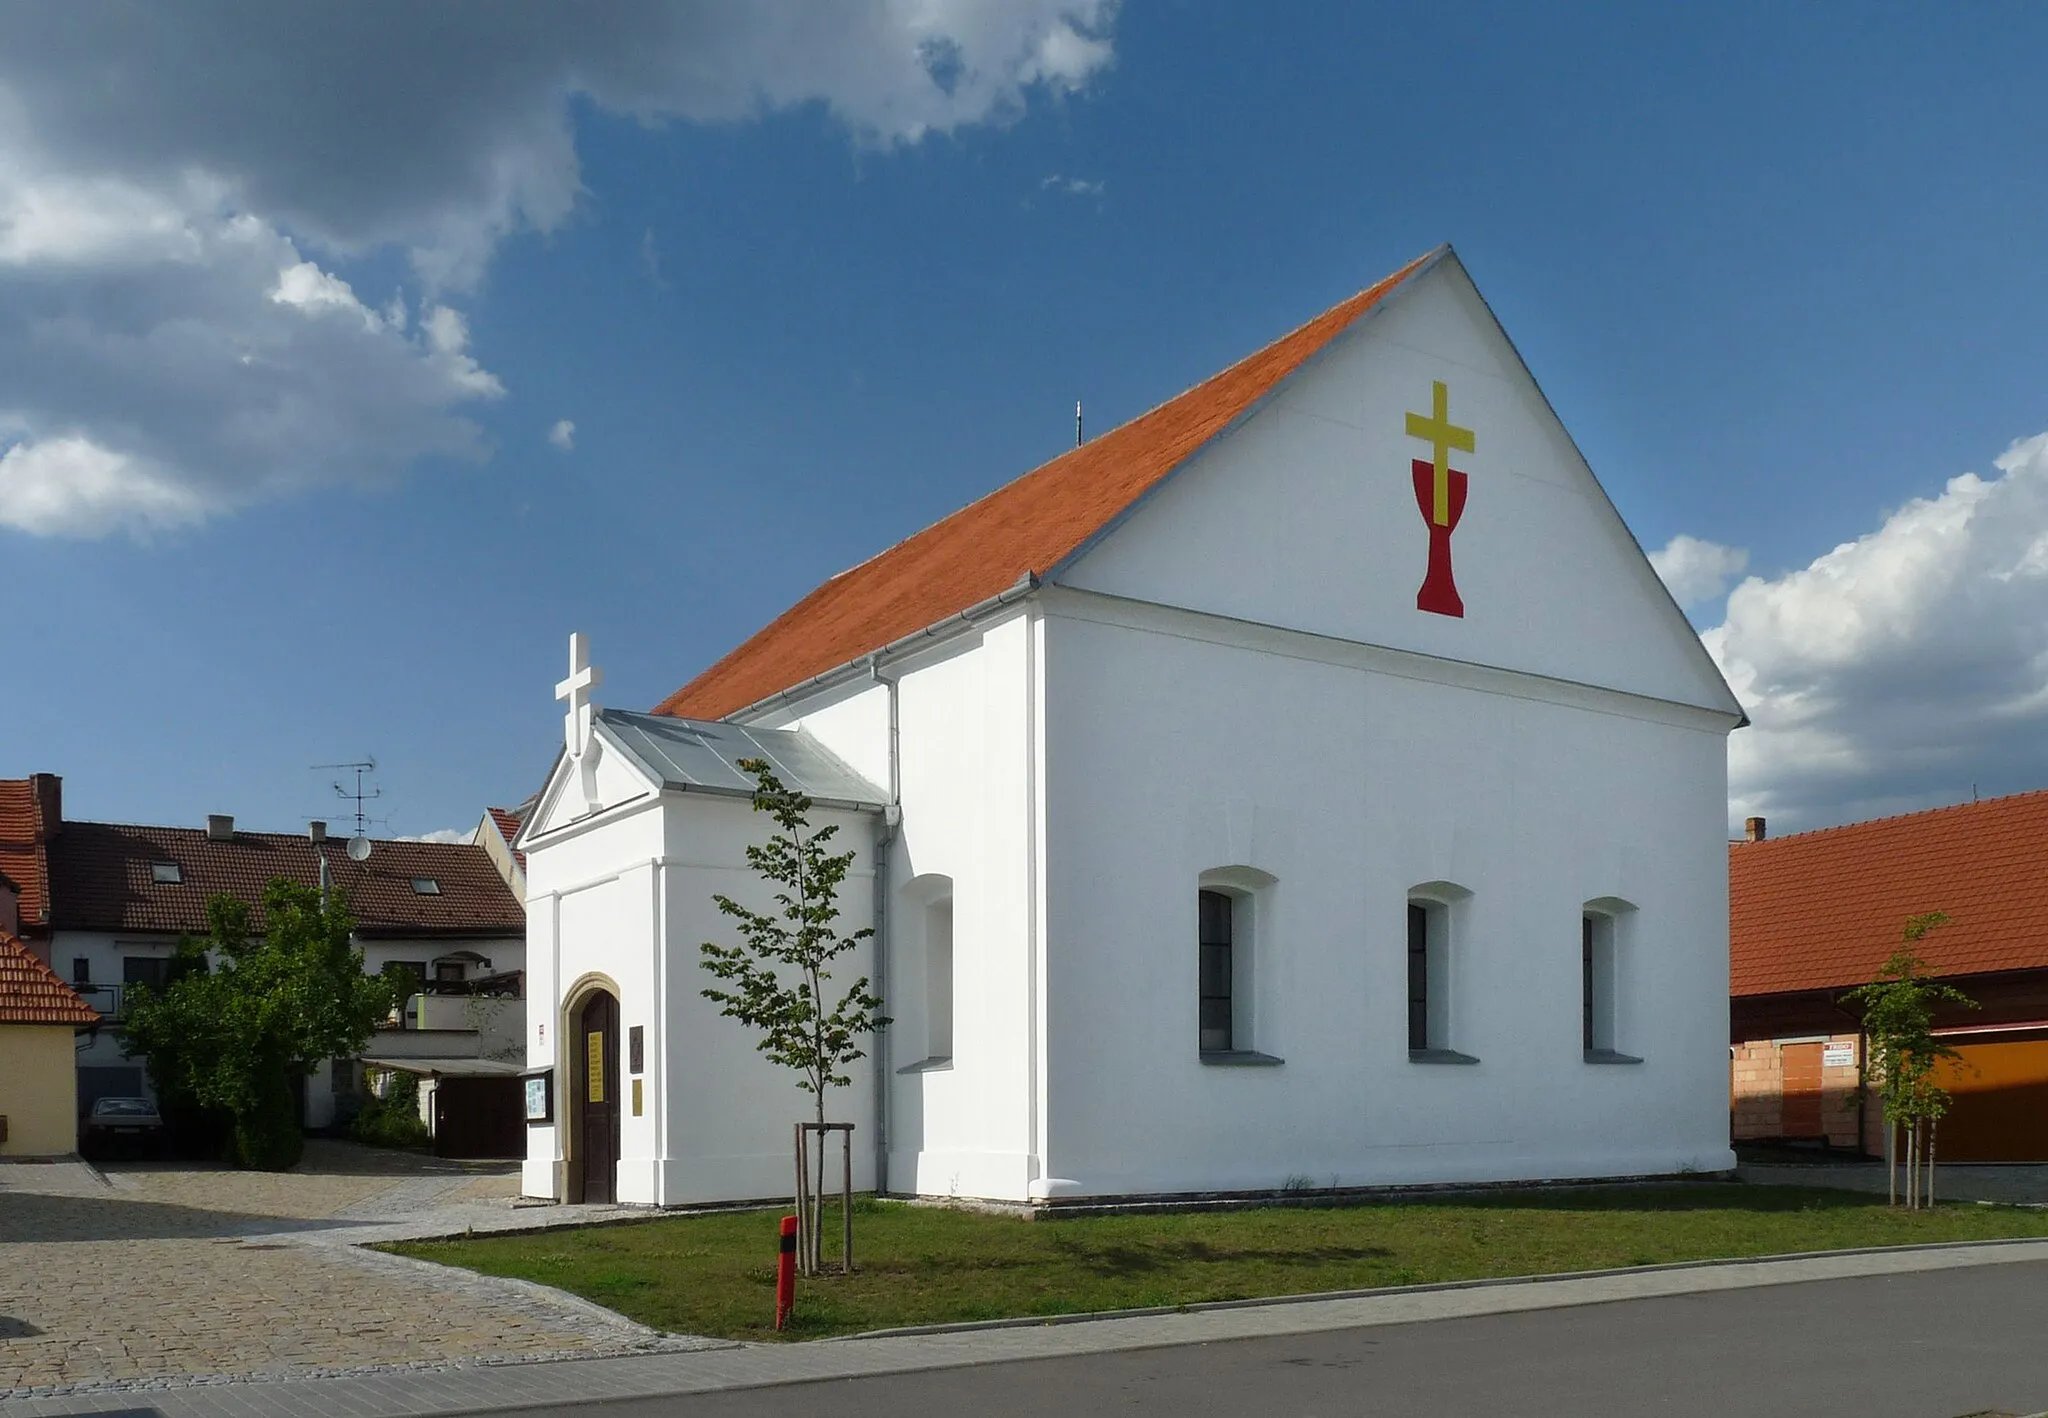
xmin=523 ymin=753 xmax=883 ymax=1206
xmin=1035 ymin=600 xmax=1735 ymax=1197
xmin=773 ymin=612 xmax=1044 ymax=1202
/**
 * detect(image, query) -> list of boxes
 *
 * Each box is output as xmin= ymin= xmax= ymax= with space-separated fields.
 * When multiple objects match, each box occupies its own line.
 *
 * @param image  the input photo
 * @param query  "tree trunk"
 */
xmin=813 ymin=1093 xmax=827 ymax=1275
xmin=1926 ymin=1118 xmax=1938 ymax=1208
xmin=1887 ymin=1121 xmax=1898 ymax=1207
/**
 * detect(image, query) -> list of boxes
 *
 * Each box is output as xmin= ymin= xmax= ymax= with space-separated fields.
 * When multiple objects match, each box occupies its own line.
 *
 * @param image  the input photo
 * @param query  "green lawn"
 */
xmin=384 ymin=1186 xmax=2048 ymax=1342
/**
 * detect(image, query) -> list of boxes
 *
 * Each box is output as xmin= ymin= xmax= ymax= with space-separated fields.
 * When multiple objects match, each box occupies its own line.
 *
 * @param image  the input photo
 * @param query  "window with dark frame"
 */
xmin=123 ymin=955 xmax=170 ymax=990
xmin=1199 ymin=889 xmax=1234 ymax=1053
xmin=72 ymin=957 xmax=91 ymax=985
xmin=434 ymin=960 xmax=465 ymax=984
xmin=1407 ymin=904 xmax=1430 ymax=1052
xmin=1582 ymin=915 xmax=1596 ymax=1052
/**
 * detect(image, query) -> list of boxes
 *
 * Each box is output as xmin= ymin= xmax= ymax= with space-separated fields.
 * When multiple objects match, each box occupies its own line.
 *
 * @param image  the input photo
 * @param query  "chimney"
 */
xmin=1744 ymin=816 xmax=1767 ymax=843
xmin=206 ymin=814 xmax=235 ymax=842
xmin=29 ymin=772 xmax=60 ymax=840
xmin=309 ymin=820 xmax=327 ymax=844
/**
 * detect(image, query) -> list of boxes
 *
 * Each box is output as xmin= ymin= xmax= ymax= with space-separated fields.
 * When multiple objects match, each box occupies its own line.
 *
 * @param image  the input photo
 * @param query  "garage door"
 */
xmin=1935 ymin=1034 xmax=2048 ymax=1162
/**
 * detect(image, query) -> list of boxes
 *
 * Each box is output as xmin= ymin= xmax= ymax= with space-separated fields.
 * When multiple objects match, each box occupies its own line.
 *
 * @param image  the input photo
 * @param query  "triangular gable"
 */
xmin=1054 ymin=253 xmax=1742 ymax=718
xmin=522 ymin=722 xmax=660 ymax=843
xmin=655 ymin=250 xmax=1440 ymax=721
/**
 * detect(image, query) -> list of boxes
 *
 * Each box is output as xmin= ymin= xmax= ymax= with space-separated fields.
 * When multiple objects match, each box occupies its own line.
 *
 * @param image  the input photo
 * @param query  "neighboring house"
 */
xmin=0 ymin=773 xmax=60 ymax=963
xmin=8 ymin=784 xmax=526 ymax=1133
xmin=1731 ymin=796 xmax=2048 ymax=1162
xmin=0 ymin=930 xmax=99 ymax=1156
xmin=521 ymin=247 xmax=1746 ymax=1208
xmin=472 ymin=800 xmax=532 ymax=900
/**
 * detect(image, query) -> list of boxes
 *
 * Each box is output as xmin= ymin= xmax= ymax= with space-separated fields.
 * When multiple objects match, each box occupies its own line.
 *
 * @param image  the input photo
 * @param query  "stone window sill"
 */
xmin=1199 ymin=1050 xmax=1285 ymax=1067
xmin=1584 ymin=1049 xmax=1644 ymax=1065
xmin=1408 ymin=1047 xmax=1481 ymax=1065
xmin=895 ymin=1055 xmax=953 ymax=1074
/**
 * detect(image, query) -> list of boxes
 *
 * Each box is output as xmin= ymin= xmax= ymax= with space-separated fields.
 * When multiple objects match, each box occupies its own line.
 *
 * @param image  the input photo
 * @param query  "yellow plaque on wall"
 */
xmin=632 ymin=1078 xmax=644 ymax=1116
xmin=586 ymin=1031 xmax=605 ymax=1103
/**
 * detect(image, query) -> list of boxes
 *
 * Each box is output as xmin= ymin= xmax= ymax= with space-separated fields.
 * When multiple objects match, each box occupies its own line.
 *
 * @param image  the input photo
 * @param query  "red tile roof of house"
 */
xmin=656 ymin=250 xmax=1439 ymax=721
xmin=46 ymin=823 xmax=524 ymax=939
xmin=486 ymin=807 xmax=526 ymax=868
xmin=0 ymin=778 xmax=52 ymax=936
xmin=1730 ymin=790 xmax=2048 ymax=997
xmin=0 ymin=931 xmax=99 ymax=1026
xmin=487 ymin=807 xmax=523 ymax=846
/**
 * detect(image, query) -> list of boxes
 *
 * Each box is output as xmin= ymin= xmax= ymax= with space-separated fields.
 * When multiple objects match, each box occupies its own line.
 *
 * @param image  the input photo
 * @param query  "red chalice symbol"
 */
xmin=1403 ymin=380 xmax=1473 ymax=619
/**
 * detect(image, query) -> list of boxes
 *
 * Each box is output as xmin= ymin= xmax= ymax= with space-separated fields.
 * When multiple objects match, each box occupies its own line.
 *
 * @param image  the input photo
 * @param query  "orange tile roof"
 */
xmin=1731 ymin=790 xmax=2048 ymax=997
xmin=656 ymin=250 xmax=1440 ymax=721
xmin=486 ymin=806 xmax=526 ymax=868
xmin=0 ymin=931 xmax=99 ymax=1026
xmin=0 ymin=778 xmax=51 ymax=936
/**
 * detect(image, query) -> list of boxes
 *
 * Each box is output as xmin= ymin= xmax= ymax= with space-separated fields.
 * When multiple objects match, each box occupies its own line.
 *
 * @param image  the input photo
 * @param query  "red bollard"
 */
xmin=774 ymin=1214 xmax=797 ymax=1330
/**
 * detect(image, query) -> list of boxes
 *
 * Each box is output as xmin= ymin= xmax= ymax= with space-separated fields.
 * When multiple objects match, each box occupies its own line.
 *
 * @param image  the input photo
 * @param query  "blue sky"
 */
xmin=7 ymin=3 xmax=2048 ymax=837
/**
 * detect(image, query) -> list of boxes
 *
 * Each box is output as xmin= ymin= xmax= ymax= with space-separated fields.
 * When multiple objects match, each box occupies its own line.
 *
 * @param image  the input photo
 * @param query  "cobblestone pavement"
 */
xmin=1738 ymin=1161 xmax=2048 ymax=1205
xmin=0 ymin=1141 xmax=712 ymax=1399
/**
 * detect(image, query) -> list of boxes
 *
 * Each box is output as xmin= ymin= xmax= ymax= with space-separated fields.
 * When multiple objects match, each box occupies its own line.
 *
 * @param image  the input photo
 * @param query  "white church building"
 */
xmin=519 ymin=247 xmax=1746 ymax=1208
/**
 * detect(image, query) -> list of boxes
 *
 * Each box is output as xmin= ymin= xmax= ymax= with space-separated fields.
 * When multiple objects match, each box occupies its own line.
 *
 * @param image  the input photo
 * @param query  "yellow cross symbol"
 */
xmin=1404 ymin=380 xmax=1475 ymax=527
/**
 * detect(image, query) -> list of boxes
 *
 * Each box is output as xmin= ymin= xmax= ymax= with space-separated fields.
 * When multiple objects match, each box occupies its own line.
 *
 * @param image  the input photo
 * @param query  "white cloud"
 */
xmin=0 ymin=3 xmax=1118 ymax=538
xmin=1648 ymin=533 xmax=1749 ymax=608
xmin=1705 ymin=430 xmax=2048 ymax=833
xmin=1040 ymin=173 xmax=1106 ymax=198
xmin=638 ymin=227 xmax=665 ymax=288
xmin=0 ymin=435 xmax=206 ymax=536
xmin=400 ymin=828 xmax=471 ymax=845
xmin=548 ymin=419 xmax=576 ymax=452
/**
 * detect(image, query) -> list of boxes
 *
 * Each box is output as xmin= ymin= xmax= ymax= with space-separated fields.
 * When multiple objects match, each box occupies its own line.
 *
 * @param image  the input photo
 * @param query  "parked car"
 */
xmin=81 ymin=1096 xmax=164 ymax=1158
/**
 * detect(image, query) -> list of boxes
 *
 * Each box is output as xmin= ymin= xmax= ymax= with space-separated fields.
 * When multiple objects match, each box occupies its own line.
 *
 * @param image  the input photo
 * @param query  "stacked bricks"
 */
xmin=1730 ymin=1034 xmax=1867 ymax=1151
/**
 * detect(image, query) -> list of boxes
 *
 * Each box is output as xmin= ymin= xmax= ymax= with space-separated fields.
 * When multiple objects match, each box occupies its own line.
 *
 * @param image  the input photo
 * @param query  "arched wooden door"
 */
xmin=575 ymin=991 xmax=620 ymax=1204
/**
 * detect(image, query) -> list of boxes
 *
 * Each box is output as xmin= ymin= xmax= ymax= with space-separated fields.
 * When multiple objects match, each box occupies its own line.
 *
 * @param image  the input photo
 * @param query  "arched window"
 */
xmin=1582 ymin=897 xmax=1641 ymax=1063
xmin=1197 ymin=867 xmax=1281 ymax=1064
xmin=925 ymin=895 xmax=954 ymax=1062
xmin=896 ymin=874 xmax=955 ymax=1071
xmin=1407 ymin=882 xmax=1476 ymax=1064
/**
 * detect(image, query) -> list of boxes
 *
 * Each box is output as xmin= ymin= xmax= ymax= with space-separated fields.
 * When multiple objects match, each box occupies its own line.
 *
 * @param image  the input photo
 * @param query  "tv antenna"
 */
xmin=314 ymin=758 xmax=381 ymax=860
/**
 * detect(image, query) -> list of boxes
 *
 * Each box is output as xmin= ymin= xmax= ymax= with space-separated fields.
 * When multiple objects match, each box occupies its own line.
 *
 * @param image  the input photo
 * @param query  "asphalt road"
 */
xmin=508 ymin=1260 xmax=2048 ymax=1418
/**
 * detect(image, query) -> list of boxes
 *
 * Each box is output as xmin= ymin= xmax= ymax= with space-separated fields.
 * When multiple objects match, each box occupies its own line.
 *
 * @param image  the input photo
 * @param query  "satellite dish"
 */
xmin=346 ymin=834 xmax=373 ymax=862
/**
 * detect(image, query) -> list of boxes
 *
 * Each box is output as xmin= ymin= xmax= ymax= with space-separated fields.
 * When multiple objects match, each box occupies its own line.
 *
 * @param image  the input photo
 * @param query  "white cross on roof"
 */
xmin=556 ymin=631 xmax=602 ymax=759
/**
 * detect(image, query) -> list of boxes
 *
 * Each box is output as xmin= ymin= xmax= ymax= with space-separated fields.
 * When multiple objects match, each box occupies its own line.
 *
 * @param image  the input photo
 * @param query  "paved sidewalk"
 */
xmin=5 ymin=1236 xmax=2047 ymax=1418
xmin=0 ymin=1144 xmax=691 ymax=1398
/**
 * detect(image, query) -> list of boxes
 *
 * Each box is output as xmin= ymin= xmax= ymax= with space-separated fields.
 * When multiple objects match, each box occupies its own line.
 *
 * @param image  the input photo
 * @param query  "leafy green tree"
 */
xmin=1839 ymin=912 xmax=1977 ymax=1207
xmin=701 ymin=758 xmax=887 ymax=1272
xmin=124 ymin=881 xmax=400 ymax=1170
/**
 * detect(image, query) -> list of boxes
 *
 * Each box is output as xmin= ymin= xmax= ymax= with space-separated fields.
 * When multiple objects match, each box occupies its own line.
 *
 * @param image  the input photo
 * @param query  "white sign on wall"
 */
xmin=1822 ymin=1043 xmax=1856 ymax=1068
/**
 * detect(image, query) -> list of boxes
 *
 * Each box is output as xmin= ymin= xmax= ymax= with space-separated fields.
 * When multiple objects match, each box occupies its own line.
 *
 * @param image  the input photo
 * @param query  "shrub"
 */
xmin=351 ymin=1070 xmax=431 ymax=1150
xmin=231 ymin=1070 xmax=304 ymax=1170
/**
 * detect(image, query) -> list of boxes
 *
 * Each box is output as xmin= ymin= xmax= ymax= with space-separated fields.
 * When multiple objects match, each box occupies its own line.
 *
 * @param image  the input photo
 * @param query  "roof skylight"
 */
xmin=150 ymin=862 xmax=182 ymax=884
xmin=411 ymin=877 xmax=441 ymax=895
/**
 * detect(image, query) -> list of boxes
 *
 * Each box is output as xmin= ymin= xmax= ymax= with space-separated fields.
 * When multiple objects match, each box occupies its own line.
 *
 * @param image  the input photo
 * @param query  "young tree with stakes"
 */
xmin=701 ymin=758 xmax=888 ymax=1275
xmin=1839 ymin=913 xmax=1977 ymax=1208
